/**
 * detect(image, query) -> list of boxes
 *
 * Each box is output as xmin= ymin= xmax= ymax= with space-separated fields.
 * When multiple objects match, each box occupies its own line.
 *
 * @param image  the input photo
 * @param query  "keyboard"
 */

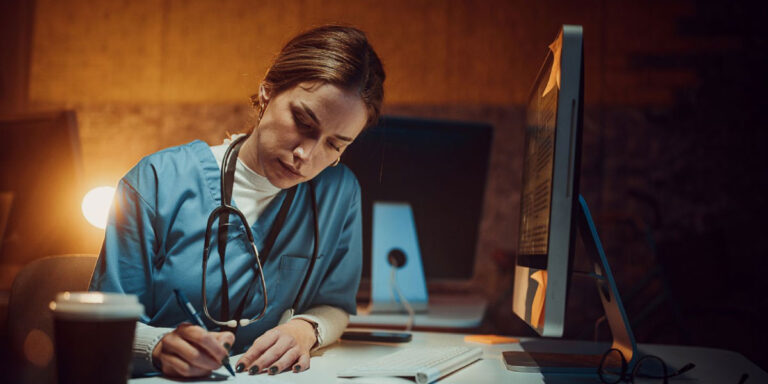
xmin=337 ymin=346 xmax=482 ymax=384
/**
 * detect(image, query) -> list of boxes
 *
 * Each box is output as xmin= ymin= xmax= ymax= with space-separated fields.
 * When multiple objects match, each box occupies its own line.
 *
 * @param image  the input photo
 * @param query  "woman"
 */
xmin=89 ymin=25 xmax=385 ymax=378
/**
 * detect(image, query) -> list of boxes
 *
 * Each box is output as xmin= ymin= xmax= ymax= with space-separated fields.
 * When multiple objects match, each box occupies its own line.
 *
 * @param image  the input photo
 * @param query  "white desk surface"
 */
xmin=350 ymin=294 xmax=487 ymax=329
xmin=131 ymin=330 xmax=768 ymax=384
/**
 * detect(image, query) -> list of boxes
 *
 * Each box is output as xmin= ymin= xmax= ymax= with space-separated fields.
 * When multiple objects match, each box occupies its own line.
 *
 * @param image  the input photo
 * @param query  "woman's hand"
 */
xmin=152 ymin=323 xmax=235 ymax=378
xmin=235 ymin=319 xmax=317 ymax=375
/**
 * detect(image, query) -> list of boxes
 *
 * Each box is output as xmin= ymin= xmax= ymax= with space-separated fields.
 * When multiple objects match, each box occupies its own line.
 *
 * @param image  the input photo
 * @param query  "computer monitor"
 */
xmin=0 ymin=111 xmax=87 ymax=268
xmin=505 ymin=25 xmax=638 ymax=373
xmin=512 ymin=24 xmax=584 ymax=338
xmin=342 ymin=116 xmax=493 ymax=287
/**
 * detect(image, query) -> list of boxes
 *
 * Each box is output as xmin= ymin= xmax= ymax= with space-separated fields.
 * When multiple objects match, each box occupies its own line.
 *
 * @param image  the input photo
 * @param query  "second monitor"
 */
xmin=342 ymin=116 xmax=493 ymax=293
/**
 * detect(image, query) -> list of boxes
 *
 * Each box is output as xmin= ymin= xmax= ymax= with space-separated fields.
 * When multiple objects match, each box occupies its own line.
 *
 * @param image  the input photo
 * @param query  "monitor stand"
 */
xmin=368 ymin=202 xmax=429 ymax=313
xmin=355 ymin=202 xmax=488 ymax=329
xmin=351 ymin=294 xmax=487 ymax=329
xmin=503 ymin=195 xmax=638 ymax=373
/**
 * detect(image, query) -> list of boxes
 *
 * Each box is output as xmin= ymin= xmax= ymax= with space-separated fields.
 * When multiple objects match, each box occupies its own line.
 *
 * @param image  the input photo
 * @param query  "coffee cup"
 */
xmin=49 ymin=292 xmax=144 ymax=384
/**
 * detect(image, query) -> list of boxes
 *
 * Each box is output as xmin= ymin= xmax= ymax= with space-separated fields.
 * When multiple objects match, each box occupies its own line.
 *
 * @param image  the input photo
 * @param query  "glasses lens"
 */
xmin=632 ymin=354 xmax=669 ymax=382
xmin=598 ymin=349 xmax=626 ymax=384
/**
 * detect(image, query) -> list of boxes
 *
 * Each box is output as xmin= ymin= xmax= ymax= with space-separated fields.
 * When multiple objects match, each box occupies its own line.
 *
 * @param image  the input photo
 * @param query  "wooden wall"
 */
xmin=26 ymin=0 xmax=698 ymax=107
xmin=10 ymin=0 xmax=705 ymax=197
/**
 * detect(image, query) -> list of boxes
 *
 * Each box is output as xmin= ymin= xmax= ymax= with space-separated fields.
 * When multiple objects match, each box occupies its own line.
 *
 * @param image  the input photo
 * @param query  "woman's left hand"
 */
xmin=235 ymin=319 xmax=317 ymax=375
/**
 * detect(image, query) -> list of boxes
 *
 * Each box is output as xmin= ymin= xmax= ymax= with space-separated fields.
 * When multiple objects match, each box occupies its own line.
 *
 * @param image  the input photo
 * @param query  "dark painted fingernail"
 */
xmin=236 ymin=363 xmax=245 ymax=373
xmin=249 ymin=365 xmax=259 ymax=375
xmin=269 ymin=366 xmax=278 ymax=375
xmin=223 ymin=342 xmax=232 ymax=351
xmin=293 ymin=364 xmax=301 ymax=372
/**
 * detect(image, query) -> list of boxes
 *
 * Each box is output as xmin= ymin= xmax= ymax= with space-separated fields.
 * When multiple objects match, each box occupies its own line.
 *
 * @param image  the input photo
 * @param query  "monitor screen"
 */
xmin=512 ymin=25 xmax=584 ymax=337
xmin=342 ymin=116 xmax=493 ymax=284
xmin=517 ymin=50 xmax=558 ymax=270
xmin=0 ymin=111 xmax=86 ymax=266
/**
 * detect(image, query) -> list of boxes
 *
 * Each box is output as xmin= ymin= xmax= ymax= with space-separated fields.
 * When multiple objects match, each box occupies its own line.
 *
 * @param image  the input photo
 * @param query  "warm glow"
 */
xmin=24 ymin=329 xmax=53 ymax=367
xmin=81 ymin=186 xmax=115 ymax=229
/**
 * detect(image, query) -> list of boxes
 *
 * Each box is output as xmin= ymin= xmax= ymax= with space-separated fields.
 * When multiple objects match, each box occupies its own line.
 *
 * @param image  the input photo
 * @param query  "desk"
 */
xmin=130 ymin=330 xmax=768 ymax=384
xmin=350 ymin=294 xmax=487 ymax=329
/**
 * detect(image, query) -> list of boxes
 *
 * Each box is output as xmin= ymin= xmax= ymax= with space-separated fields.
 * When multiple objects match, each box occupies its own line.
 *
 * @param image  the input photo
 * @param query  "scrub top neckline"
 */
xmin=210 ymin=140 xmax=281 ymax=195
xmin=190 ymin=139 xmax=295 ymax=247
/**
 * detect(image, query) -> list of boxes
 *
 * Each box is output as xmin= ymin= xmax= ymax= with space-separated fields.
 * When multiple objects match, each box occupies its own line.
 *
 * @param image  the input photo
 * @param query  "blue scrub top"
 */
xmin=89 ymin=140 xmax=362 ymax=353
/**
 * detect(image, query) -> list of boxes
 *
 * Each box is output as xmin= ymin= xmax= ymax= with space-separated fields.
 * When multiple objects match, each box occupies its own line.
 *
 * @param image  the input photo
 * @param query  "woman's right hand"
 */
xmin=152 ymin=323 xmax=235 ymax=377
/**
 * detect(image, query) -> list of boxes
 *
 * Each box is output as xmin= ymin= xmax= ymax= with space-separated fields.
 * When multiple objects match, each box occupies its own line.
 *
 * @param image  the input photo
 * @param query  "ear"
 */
xmin=256 ymin=84 xmax=272 ymax=123
xmin=259 ymin=84 xmax=271 ymax=105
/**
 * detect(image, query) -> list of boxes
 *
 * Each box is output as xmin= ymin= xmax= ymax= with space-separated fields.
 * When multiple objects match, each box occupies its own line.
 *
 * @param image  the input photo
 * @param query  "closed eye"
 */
xmin=292 ymin=110 xmax=316 ymax=135
xmin=291 ymin=104 xmax=348 ymax=152
xmin=327 ymin=139 xmax=342 ymax=152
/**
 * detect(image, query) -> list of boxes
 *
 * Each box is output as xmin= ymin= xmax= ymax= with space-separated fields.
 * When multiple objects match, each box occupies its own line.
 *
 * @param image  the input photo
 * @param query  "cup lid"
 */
xmin=49 ymin=291 xmax=144 ymax=320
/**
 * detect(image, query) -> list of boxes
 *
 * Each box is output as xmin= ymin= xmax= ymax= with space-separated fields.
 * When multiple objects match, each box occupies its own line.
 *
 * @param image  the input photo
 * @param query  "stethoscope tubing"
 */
xmin=200 ymin=135 xmax=318 ymax=329
xmin=201 ymin=204 xmax=269 ymax=328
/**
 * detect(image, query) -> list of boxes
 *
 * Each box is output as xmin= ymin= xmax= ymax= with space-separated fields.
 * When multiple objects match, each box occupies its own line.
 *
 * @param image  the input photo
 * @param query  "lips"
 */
xmin=278 ymin=159 xmax=303 ymax=178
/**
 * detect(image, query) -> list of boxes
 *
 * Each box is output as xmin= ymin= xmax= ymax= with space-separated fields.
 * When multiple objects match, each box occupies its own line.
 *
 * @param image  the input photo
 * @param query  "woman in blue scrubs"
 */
xmin=89 ymin=25 xmax=385 ymax=378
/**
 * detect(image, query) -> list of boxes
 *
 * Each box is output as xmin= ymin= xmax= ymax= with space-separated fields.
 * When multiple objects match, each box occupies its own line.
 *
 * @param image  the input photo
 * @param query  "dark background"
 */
xmin=2 ymin=0 xmax=768 ymax=375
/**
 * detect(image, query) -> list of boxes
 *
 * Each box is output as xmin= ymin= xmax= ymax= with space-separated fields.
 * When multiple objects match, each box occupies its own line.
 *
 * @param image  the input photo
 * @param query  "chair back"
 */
xmin=0 ymin=191 xmax=12 ymax=255
xmin=7 ymin=254 xmax=98 ymax=384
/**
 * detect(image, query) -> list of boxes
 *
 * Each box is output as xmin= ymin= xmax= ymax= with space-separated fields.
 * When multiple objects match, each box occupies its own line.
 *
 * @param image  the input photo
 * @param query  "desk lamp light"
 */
xmin=81 ymin=186 xmax=115 ymax=230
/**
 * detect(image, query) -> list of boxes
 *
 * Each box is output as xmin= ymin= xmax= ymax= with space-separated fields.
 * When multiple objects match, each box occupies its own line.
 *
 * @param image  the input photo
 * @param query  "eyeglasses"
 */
xmin=598 ymin=348 xmax=695 ymax=384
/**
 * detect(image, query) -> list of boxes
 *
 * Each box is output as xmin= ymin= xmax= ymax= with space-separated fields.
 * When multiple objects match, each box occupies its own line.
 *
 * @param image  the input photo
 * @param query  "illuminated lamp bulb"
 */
xmin=81 ymin=186 xmax=116 ymax=229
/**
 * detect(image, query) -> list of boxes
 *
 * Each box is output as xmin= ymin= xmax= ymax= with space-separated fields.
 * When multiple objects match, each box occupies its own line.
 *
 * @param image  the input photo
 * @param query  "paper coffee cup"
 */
xmin=50 ymin=292 xmax=144 ymax=384
xmin=50 ymin=292 xmax=144 ymax=319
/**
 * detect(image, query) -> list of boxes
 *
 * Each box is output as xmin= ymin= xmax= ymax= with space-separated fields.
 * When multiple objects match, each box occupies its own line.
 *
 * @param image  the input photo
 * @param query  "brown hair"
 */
xmin=251 ymin=25 xmax=385 ymax=129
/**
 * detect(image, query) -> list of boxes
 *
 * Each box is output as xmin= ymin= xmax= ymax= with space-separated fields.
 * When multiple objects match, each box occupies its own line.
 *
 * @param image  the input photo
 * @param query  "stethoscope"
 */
xmin=200 ymin=134 xmax=319 ymax=330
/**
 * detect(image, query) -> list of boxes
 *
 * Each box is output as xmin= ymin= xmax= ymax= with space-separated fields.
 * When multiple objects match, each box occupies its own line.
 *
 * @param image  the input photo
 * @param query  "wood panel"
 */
xmin=28 ymin=0 xmax=699 ymax=107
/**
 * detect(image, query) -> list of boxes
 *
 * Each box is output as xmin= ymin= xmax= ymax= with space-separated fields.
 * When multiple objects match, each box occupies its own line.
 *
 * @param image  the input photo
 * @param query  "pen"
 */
xmin=173 ymin=289 xmax=236 ymax=376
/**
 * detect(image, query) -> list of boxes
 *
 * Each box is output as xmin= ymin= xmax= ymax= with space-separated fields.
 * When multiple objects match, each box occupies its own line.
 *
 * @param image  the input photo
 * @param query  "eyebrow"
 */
xmin=297 ymin=101 xmax=354 ymax=142
xmin=298 ymin=102 xmax=321 ymax=126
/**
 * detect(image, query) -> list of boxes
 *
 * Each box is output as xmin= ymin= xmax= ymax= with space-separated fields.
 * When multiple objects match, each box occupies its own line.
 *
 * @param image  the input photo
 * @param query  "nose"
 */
xmin=293 ymin=139 xmax=318 ymax=164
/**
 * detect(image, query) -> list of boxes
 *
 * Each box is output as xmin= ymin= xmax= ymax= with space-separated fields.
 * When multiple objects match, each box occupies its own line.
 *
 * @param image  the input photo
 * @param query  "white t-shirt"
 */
xmin=209 ymin=137 xmax=281 ymax=226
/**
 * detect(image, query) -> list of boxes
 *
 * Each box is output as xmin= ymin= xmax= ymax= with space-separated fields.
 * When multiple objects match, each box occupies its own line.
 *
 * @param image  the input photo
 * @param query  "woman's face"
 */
xmin=243 ymin=82 xmax=368 ymax=189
